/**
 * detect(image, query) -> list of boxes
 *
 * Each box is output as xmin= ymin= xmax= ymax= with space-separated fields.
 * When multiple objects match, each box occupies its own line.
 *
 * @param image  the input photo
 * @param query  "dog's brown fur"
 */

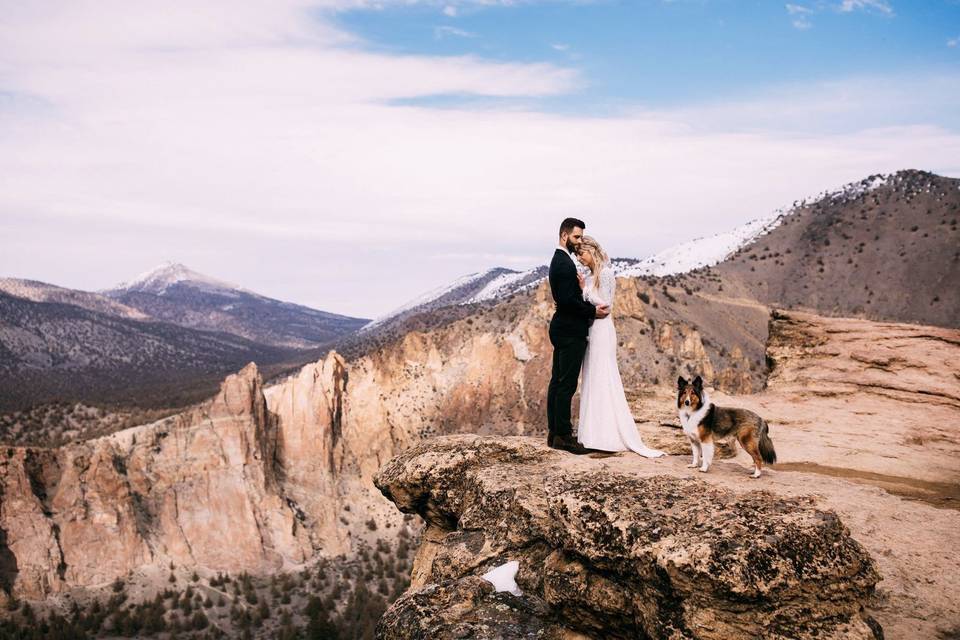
xmin=678 ymin=376 xmax=777 ymax=477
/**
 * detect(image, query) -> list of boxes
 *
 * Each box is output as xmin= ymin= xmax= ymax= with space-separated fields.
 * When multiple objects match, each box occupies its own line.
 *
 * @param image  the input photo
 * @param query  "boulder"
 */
xmin=375 ymin=435 xmax=882 ymax=640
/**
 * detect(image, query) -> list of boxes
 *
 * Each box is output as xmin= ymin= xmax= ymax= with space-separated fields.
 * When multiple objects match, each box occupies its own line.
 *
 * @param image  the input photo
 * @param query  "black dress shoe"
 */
xmin=550 ymin=435 xmax=591 ymax=455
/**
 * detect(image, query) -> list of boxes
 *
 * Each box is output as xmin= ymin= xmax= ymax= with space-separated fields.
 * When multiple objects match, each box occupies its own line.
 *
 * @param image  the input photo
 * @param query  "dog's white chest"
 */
xmin=679 ymin=403 xmax=710 ymax=438
xmin=679 ymin=411 xmax=697 ymax=437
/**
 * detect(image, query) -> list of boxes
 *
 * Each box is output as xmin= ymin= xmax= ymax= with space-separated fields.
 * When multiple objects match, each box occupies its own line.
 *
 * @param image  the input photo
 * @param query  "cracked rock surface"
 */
xmin=374 ymin=435 xmax=882 ymax=640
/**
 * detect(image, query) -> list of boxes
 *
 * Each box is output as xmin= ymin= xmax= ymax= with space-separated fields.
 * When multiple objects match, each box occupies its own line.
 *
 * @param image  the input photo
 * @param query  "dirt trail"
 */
xmin=774 ymin=462 xmax=960 ymax=510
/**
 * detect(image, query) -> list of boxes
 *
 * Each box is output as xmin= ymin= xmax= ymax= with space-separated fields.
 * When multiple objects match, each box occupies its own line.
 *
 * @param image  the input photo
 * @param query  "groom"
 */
xmin=547 ymin=218 xmax=610 ymax=454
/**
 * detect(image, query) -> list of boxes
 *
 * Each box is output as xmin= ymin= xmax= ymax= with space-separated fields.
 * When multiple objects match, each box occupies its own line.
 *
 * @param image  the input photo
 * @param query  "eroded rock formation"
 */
xmin=374 ymin=436 xmax=882 ymax=640
xmin=0 ymin=363 xmax=340 ymax=600
xmin=765 ymin=309 xmax=960 ymax=409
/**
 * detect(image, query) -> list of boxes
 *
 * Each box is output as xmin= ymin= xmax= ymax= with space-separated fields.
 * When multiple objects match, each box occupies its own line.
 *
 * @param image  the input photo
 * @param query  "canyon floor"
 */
xmin=619 ymin=313 xmax=960 ymax=639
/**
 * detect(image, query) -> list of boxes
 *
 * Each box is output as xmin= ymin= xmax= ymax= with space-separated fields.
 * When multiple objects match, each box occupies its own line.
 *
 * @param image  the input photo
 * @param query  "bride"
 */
xmin=575 ymin=236 xmax=665 ymax=457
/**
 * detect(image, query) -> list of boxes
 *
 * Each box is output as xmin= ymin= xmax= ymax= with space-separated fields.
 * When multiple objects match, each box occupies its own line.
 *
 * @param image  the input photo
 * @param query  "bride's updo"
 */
xmin=579 ymin=235 xmax=609 ymax=277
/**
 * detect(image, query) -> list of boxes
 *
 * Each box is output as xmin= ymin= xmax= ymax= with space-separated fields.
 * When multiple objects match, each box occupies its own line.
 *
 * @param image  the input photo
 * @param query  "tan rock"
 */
xmin=374 ymin=436 xmax=882 ymax=640
xmin=0 ymin=363 xmax=315 ymax=599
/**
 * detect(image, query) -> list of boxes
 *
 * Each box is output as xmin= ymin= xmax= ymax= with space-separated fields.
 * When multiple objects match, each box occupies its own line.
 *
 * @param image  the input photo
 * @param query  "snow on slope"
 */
xmin=360 ymin=173 xmax=898 ymax=327
xmin=463 ymin=268 xmax=546 ymax=304
xmin=619 ymin=213 xmax=784 ymax=278
xmin=105 ymin=261 xmax=249 ymax=297
xmin=620 ymin=173 xmax=895 ymax=278
xmin=360 ymin=268 xmax=506 ymax=332
xmin=464 ymin=259 xmax=643 ymax=304
xmin=0 ymin=278 xmax=150 ymax=319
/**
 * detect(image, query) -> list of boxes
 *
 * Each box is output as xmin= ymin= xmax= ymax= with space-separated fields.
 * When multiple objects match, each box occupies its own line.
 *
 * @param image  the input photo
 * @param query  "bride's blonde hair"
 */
xmin=579 ymin=235 xmax=609 ymax=283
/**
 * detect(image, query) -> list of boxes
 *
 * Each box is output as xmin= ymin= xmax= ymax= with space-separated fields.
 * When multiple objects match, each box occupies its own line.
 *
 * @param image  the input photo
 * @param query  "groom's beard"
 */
xmin=566 ymin=239 xmax=577 ymax=253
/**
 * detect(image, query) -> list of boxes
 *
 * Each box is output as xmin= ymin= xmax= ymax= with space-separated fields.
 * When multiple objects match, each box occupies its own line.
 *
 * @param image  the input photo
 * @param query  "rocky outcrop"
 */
xmin=377 ymin=575 xmax=575 ymax=640
xmin=0 ymin=276 xmax=775 ymax=604
xmin=333 ymin=277 xmax=765 ymax=452
xmin=374 ymin=436 xmax=882 ymax=640
xmin=766 ymin=309 xmax=960 ymax=408
xmin=265 ymin=352 xmax=351 ymax=554
xmin=0 ymin=363 xmax=329 ymax=600
xmin=655 ymin=321 xmax=716 ymax=381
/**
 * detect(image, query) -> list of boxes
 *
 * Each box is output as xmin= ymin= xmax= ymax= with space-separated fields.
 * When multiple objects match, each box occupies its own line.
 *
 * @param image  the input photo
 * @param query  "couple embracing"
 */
xmin=546 ymin=218 xmax=665 ymax=458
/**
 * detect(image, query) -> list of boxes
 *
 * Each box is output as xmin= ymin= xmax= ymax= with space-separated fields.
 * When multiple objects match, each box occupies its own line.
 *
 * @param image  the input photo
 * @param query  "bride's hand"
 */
xmin=577 ymin=273 xmax=585 ymax=290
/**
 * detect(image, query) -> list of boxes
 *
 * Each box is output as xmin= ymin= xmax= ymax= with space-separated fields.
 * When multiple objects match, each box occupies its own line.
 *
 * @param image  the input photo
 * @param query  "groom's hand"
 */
xmin=595 ymin=305 xmax=610 ymax=318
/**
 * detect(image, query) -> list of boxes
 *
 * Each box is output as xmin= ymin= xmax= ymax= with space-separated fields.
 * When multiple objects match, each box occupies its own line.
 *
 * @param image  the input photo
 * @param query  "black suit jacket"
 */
xmin=548 ymin=249 xmax=596 ymax=339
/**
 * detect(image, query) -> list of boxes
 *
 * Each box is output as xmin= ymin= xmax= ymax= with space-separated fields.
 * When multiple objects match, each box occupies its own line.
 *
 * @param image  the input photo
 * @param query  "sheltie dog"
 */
xmin=677 ymin=376 xmax=777 ymax=478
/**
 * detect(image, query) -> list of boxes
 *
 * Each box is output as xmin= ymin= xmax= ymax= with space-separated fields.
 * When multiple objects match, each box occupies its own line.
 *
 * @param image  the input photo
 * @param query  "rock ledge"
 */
xmin=374 ymin=435 xmax=882 ymax=640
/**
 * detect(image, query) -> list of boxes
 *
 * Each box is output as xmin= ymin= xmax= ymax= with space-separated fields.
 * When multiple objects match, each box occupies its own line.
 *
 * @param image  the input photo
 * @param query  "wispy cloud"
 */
xmin=785 ymin=0 xmax=894 ymax=29
xmin=434 ymin=25 xmax=477 ymax=38
xmin=786 ymin=3 xmax=814 ymax=29
xmin=551 ymin=43 xmax=570 ymax=51
xmin=838 ymin=0 xmax=893 ymax=15
xmin=949 ymin=36 xmax=958 ymax=48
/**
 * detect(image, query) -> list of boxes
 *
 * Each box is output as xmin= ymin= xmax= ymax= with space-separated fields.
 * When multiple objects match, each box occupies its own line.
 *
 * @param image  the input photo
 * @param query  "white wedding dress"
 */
xmin=577 ymin=269 xmax=665 ymax=457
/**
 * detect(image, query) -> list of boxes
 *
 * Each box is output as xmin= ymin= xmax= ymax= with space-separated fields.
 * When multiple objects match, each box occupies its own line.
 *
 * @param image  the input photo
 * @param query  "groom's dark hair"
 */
xmin=559 ymin=217 xmax=586 ymax=236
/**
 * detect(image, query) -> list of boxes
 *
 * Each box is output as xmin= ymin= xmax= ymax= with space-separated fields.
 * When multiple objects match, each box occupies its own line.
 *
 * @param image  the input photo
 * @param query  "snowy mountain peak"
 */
xmin=107 ymin=261 xmax=246 ymax=296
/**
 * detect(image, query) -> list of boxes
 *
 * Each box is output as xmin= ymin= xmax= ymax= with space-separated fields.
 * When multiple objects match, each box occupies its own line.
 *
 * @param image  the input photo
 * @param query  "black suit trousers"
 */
xmin=547 ymin=333 xmax=588 ymax=438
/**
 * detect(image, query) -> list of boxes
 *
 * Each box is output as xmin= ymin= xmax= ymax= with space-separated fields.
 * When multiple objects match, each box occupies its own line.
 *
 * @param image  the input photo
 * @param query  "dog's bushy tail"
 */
xmin=758 ymin=419 xmax=777 ymax=464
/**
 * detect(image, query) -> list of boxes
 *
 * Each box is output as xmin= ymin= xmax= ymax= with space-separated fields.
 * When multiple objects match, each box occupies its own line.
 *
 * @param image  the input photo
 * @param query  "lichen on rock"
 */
xmin=374 ymin=435 xmax=882 ymax=640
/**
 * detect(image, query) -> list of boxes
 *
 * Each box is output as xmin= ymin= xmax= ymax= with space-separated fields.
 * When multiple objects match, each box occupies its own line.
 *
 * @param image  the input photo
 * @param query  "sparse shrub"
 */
xmin=191 ymin=610 xmax=209 ymax=630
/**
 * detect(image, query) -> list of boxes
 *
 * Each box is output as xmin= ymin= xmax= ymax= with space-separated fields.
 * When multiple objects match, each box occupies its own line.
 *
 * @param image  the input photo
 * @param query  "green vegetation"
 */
xmin=0 ymin=526 xmax=418 ymax=640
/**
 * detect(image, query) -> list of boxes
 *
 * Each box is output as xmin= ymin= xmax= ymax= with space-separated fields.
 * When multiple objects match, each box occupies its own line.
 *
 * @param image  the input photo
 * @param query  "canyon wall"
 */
xmin=0 ymin=278 xmax=769 ymax=603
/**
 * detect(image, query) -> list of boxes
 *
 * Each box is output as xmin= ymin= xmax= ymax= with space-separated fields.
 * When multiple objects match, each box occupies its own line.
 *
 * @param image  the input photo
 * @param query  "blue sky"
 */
xmin=1 ymin=0 xmax=958 ymax=317
xmin=335 ymin=0 xmax=960 ymax=122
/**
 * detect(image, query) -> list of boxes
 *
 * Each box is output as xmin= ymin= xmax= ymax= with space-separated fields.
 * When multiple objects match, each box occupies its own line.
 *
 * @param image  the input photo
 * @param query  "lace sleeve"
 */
xmin=600 ymin=269 xmax=616 ymax=307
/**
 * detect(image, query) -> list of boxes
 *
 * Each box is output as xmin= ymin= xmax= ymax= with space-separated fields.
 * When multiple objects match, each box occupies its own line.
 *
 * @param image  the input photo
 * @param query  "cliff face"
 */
xmin=0 ymin=363 xmax=326 ymax=600
xmin=0 ymin=274 xmax=765 ymax=606
xmin=331 ymin=278 xmax=766 ymax=453
xmin=374 ymin=436 xmax=882 ymax=640
xmin=3 ymin=285 xmax=955 ymax=625
xmin=764 ymin=309 xmax=960 ymax=409
xmin=0 ymin=277 xmax=782 ymax=604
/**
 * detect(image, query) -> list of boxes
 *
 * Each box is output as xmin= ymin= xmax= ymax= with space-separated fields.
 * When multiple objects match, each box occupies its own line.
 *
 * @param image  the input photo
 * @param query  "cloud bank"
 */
xmin=1 ymin=0 xmax=958 ymax=317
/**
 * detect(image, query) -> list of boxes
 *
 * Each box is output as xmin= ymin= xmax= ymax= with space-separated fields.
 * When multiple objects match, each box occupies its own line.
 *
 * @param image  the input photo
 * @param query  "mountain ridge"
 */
xmin=356 ymin=169 xmax=957 ymax=343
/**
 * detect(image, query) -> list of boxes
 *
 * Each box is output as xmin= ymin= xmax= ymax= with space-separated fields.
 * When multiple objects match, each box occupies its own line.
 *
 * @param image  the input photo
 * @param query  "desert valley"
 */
xmin=0 ymin=169 xmax=958 ymax=639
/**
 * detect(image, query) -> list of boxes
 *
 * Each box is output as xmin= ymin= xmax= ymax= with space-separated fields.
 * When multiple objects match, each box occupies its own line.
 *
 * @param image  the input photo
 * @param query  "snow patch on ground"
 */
xmin=481 ymin=560 xmax=522 ymax=596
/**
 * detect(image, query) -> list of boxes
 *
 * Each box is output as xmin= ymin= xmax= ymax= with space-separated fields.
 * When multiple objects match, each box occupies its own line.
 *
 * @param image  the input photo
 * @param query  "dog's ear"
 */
xmin=677 ymin=376 xmax=687 ymax=389
xmin=692 ymin=375 xmax=703 ymax=390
